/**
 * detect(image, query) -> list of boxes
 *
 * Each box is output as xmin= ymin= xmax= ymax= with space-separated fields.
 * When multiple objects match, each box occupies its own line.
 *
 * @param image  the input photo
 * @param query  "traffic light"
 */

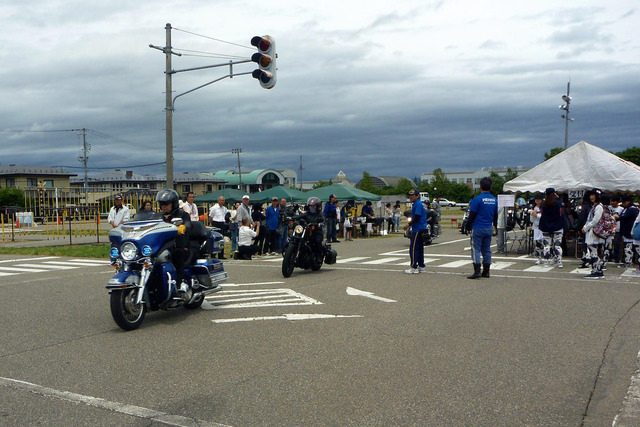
xmin=250 ymin=35 xmax=276 ymax=89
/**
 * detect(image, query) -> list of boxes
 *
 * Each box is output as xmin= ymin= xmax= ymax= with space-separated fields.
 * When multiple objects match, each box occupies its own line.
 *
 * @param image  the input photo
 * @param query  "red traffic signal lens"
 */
xmin=251 ymin=36 xmax=271 ymax=52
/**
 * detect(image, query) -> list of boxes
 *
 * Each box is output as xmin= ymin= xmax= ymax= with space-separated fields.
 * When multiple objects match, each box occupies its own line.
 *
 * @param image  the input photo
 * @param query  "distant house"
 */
xmin=213 ymin=169 xmax=285 ymax=193
xmin=420 ymin=167 xmax=530 ymax=192
xmin=174 ymin=172 xmax=227 ymax=196
xmin=355 ymin=176 xmax=417 ymax=189
xmin=70 ymin=170 xmax=164 ymax=192
xmin=0 ymin=164 xmax=76 ymax=189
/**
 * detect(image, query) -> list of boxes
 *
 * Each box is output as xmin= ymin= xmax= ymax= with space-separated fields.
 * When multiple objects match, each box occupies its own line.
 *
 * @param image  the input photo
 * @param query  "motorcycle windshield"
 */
xmin=115 ymin=220 xmax=178 ymax=255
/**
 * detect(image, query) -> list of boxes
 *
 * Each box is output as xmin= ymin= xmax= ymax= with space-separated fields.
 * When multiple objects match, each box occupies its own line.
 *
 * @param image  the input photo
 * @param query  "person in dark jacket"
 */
xmin=539 ymin=187 xmax=565 ymax=268
xmin=323 ymin=194 xmax=339 ymax=243
xmin=251 ymin=203 xmax=266 ymax=256
xmin=618 ymin=195 xmax=639 ymax=268
xmin=156 ymin=189 xmax=192 ymax=293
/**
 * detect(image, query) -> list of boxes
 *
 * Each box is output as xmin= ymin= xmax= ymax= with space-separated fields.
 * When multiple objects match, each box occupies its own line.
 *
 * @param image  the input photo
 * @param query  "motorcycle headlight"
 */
xmin=294 ymin=225 xmax=304 ymax=235
xmin=141 ymin=245 xmax=152 ymax=257
xmin=120 ymin=242 xmax=138 ymax=261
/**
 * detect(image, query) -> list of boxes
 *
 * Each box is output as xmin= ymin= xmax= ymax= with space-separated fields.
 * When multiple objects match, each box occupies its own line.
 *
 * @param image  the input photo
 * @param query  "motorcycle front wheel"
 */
xmin=311 ymin=250 xmax=324 ymax=271
xmin=110 ymin=288 xmax=146 ymax=331
xmin=282 ymin=244 xmax=296 ymax=277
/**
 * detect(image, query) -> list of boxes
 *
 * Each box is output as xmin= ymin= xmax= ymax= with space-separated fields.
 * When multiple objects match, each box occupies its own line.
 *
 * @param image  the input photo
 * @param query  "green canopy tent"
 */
xmin=194 ymin=188 xmax=246 ymax=204
xmin=249 ymin=186 xmax=308 ymax=204
xmin=305 ymin=183 xmax=381 ymax=202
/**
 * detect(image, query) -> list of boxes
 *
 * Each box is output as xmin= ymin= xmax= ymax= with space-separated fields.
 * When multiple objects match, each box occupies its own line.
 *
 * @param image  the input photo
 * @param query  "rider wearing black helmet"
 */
xmin=156 ymin=189 xmax=192 ymax=293
xmin=293 ymin=196 xmax=325 ymax=250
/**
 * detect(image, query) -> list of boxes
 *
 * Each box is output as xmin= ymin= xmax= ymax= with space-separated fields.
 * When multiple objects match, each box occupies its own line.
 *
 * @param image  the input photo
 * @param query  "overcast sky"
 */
xmin=1 ymin=0 xmax=638 ymax=183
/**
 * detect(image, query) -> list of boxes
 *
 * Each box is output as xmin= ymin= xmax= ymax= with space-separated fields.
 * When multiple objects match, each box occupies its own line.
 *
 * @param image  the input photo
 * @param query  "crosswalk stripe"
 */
xmin=396 ymin=258 xmax=439 ymax=266
xmin=438 ymin=260 xmax=473 ymax=268
xmin=523 ymin=265 xmax=554 ymax=272
xmin=336 ymin=257 xmax=370 ymax=264
xmin=0 ymin=272 xmax=19 ymax=276
xmin=0 ymin=266 xmax=49 ymax=273
xmin=43 ymin=261 xmax=104 ymax=267
xmin=361 ymin=257 xmax=403 ymax=265
xmin=69 ymin=259 xmax=112 ymax=264
xmin=491 ymin=262 xmax=514 ymax=270
xmin=16 ymin=263 xmax=76 ymax=270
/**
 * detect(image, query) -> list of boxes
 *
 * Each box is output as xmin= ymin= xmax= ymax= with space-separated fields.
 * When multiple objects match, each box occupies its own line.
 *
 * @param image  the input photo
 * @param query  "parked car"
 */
xmin=438 ymin=198 xmax=457 ymax=207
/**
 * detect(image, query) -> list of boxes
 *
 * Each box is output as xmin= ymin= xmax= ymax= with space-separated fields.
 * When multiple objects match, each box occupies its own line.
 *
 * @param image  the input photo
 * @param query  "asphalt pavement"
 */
xmin=2 ymin=230 xmax=640 ymax=426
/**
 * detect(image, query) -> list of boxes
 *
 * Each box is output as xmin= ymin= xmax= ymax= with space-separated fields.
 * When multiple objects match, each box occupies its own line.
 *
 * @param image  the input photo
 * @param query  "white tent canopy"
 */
xmin=503 ymin=141 xmax=640 ymax=193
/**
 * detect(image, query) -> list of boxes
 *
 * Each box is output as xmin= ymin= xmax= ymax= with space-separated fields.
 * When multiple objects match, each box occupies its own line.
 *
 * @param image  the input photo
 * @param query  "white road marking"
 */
xmin=0 ymin=256 xmax=59 ymax=264
xmin=570 ymin=267 xmax=592 ymax=274
xmin=204 ymin=288 xmax=322 ymax=309
xmin=361 ymin=257 xmax=403 ymax=265
xmin=0 ymin=376 xmax=229 ymax=427
xmin=0 ymin=272 xmax=19 ymax=276
xmin=212 ymin=313 xmax=363 ymax=323
xmin=396 ymin=258 xmax=438 ymax=266
xmin=620 ymin=269 xmax=640 ymax=278
xmin=43 ymin=261 xmax=104 ymax=267
xmin=438 ymin=260 xmax=473 ymax=268
xmin=346 ymin=287 xmax=396 ymax=303
xmin=491 ymin=262 xmax=514 ymax=270
xmin=222 ymin=281 xmax=285 ymax=287
xmin=15 ymin=263 xmax=76 ymax=270
xmin=69 ymin=259 xmax=112 ymax=264
xmin=524 ymin=265 xmax=555 ymax=272
xmin=613 ymin=349 xmax=640 ymax=426
xmin=0 ymin=266 xmax=49 ymax=273
xmin=336 ymin=257 xmax=371 ymax=263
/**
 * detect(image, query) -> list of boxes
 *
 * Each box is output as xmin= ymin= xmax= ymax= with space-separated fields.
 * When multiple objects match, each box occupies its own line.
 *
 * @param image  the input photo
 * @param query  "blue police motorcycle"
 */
xmin=107 ymin=217 xmax=228 ymax=330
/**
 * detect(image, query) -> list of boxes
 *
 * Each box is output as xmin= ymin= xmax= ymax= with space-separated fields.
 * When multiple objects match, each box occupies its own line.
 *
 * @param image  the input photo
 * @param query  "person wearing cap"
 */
xmin=530 ymin=193 xmax=544 ymax=264
xmin=582 ymin=188 xmax=606 ymax=278
xmin=465 ymin=177 xmax=497 ymax=279
xmin=107 ymin=195 xmax=130 ymax=228
xmin=403 ymin=188 xmax=427 ymax=274
xmin=618 ymin=194 xmax=638 ymax=268
xmin=323 ymin=194 xmax=340 ymax=243
xmin=264 ymin=197 xmax=281 ymax=255
xmin=539 ymin=188 xmax=565 ymax=268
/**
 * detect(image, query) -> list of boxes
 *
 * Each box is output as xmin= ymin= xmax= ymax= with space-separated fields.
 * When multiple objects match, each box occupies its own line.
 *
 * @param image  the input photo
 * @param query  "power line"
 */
xmin=172 ymin=27 xmax=254 ymax=50
xmin=53 ymin=161 xmax=166 ymax=170
xmin=172 ymin=47 xmax=247 ymax=60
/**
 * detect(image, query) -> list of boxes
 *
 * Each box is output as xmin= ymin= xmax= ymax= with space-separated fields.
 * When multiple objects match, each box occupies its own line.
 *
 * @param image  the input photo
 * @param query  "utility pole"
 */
xmin=165 ymin=23 xmax=174 ymax=190
xmin=73 ymin=128 xmax=89 ymax=198
xmin=232 ymin=148 xmax=243 ymax=191
xmin=299 ymin=155 xmax=303 ymax=190
xmin=559 ymin=81 xmax=574 ymax=150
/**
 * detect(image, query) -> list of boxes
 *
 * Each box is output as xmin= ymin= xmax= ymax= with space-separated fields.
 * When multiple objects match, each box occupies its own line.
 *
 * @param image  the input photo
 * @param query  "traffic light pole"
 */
xmin=150 ymin=23 xmax=257 ymax=190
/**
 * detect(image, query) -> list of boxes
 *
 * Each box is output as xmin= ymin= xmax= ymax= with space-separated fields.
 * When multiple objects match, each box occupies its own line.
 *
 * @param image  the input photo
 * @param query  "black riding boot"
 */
xmin=482 ymin=263 xmax=491 ymax=278
xmin=467 ymin=263 xmax=482 ymax=279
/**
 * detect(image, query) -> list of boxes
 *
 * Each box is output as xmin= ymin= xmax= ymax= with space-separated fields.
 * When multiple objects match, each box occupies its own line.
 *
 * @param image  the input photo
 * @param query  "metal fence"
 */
xmin=0 ymin=187 xmax=225 ymax=243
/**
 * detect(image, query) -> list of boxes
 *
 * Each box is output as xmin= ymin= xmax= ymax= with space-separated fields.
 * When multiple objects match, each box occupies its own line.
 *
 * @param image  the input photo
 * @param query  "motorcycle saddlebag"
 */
xmin=324 ymin=248 xmax=337 ymax=265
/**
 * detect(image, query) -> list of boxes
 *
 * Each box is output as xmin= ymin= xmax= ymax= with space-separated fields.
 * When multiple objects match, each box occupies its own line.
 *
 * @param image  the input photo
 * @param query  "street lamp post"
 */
xmin=559 ymin=81 xmax=574 ymax=150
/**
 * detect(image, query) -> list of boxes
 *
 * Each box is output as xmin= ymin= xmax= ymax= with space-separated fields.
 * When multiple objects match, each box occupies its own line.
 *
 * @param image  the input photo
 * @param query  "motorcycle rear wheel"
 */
xmin=110 ymin=289 xmax=146 ymax=331
xmin=282 ymin=244 xmax=296 ymax=277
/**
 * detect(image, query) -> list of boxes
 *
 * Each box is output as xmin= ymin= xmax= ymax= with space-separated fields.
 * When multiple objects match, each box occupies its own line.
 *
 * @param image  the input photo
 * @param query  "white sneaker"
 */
xmin=535 ymin=259 xmax=541 ymax=265
xmin=557 ymin=261 xmax=563 ymax=268
xmin=544 ymin=260 xmax=549 ymax=267
xmin=178 ymin=281 xmax=189 ymax=293
xmin=418 ymin=267 xmax=427 ymax=273
xmin=404 ymin=268 xmax=419 ymax=274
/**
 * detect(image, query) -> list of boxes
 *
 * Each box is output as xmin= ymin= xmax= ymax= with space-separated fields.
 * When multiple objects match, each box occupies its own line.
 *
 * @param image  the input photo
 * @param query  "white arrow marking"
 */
xmin=346 ymin=287 xmax=396 ymax=303
xmin=212 ymin=313 xmax=363 ymax=323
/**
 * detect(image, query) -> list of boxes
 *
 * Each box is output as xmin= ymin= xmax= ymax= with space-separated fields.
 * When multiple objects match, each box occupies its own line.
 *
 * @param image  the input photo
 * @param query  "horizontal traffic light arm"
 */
xmin=169 ymin=59 xmax=252 ymax=74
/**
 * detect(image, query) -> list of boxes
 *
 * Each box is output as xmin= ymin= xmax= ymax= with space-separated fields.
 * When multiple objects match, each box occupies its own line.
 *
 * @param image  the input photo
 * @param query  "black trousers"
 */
xmin=212 ymin=221 xmax=226 ymax=258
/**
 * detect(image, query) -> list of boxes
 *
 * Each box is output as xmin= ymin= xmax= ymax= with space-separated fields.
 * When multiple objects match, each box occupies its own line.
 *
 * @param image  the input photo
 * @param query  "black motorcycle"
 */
xmin=403 ymin=210 xmax=434 ymax=246
xmin=282 ymin=218 xmax=337 ymax=277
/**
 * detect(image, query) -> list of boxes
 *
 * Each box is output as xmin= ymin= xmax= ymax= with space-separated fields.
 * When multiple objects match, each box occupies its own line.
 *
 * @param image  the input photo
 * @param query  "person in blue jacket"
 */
xmin=463 ymin=177 xmax=497 ymax=279
xmin=403 ymin=188 xmax=427 ymax=274
xmin=323 ymin=194 xmax=339 ymax=243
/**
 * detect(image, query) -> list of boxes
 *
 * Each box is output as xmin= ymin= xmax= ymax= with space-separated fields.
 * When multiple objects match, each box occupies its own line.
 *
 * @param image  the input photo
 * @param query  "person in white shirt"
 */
xmin=530 ymin=194 xmax=544 ymax=264
xmin=238 ymin=217 xmax=260 ymax=260
xmin=209 ymin=196 xmax=228 ymax=259
xmin=107 ymin=195 xmax=130 ymax=228
xmin=181 ymin=192 xmax=199 ymax=221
